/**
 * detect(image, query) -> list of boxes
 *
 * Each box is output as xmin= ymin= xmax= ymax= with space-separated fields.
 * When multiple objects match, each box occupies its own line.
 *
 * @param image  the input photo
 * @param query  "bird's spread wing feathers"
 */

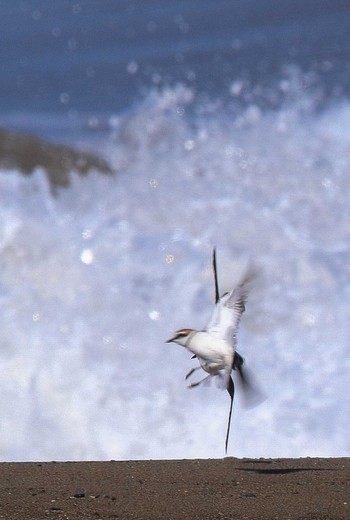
xmin=206 ymin=266 xmax=256 ymax=346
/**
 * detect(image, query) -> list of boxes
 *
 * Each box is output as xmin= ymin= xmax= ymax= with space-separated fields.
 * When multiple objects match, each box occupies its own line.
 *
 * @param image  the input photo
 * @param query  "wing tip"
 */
xmin=212 ymin=246 xmax=220 ymax=304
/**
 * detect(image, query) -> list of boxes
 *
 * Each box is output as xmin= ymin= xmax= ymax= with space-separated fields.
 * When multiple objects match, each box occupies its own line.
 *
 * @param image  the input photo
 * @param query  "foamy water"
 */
xmin=1 ymin=85 xmax=350 ymax=461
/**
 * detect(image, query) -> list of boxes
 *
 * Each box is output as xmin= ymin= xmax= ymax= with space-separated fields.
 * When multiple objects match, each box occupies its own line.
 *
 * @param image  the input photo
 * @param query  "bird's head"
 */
xmin=166 ymin=328 xmax=195 ymax=347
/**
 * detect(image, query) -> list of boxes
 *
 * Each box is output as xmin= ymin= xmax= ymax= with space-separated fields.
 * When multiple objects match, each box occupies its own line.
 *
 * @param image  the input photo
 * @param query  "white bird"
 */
xmin=166 ymin=248 xmax=257 ymax=453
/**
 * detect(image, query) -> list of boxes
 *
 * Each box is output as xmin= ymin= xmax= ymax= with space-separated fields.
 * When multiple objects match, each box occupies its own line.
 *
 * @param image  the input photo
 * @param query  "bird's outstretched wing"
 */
xmin=212 ymin=248 xmax=220 ymax=305
xmin=206 ymin=266 xmax=256 ymax=346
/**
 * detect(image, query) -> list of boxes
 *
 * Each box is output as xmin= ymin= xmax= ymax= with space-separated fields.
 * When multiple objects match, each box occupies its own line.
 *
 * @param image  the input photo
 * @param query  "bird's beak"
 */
xmin=166 ymin=336 xmax=175 ymax=343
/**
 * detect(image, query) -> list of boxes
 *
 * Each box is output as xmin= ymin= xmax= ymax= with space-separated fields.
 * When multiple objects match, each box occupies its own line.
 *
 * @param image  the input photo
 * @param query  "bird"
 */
xmin=166 ymin=248 xmax=257 ymax=453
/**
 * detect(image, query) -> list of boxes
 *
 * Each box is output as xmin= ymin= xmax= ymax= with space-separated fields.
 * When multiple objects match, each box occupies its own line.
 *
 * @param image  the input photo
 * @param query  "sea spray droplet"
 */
xmin=149 ymin=310 xmax=160 ymax=321
xmin=82 ymin=229 xmax=92 ymax=240
xmin=80 ymin=249 xmax=94 ymax=265
xmin=127 ymin=61 xmax=139 ymax=74
xmin=149 ymin=178 xmax=158 ymax=188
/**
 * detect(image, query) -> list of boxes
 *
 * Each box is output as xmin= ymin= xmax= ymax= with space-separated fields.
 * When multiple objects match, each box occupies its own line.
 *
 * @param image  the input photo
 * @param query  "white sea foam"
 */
xmin=1 ymin=86 xmax=350 ymax=461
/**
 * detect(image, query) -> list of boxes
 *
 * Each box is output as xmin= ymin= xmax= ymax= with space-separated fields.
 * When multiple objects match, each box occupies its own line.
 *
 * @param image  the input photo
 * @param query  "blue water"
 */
xmin=0 ymin=2 xmax=350 ymax=461
xmin=2 ymin=1 xmax=350 ymax=141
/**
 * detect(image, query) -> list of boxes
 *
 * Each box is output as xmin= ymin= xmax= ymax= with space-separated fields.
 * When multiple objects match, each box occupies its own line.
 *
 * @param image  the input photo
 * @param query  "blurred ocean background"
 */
xmin=1 ymin=1 xmax=350 ymax=461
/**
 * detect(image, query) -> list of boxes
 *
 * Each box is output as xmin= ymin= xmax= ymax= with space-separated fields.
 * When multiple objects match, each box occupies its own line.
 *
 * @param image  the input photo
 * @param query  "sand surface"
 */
xmin=0 ymin=458 xmax=349 ymax=519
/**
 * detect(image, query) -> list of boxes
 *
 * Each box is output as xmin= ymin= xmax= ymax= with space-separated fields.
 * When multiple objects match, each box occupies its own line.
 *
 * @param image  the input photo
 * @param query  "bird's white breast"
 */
xmin=186 ymin=331 xmax=234 ymax=373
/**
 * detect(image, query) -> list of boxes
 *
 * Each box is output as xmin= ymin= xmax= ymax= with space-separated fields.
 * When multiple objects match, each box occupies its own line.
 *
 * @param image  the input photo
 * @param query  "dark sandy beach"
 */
xmin=0 ymin=458 xmax=348 ymax=519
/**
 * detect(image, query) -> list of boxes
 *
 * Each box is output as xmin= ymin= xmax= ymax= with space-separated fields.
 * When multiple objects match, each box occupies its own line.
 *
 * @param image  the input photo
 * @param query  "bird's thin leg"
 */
xmin=225 ymin=376 xmax=235 ymax=454
xmin=188 ymin=374 xmax=211 ymax=388
xmin=185 ymin=367 xmax=201 ymax=380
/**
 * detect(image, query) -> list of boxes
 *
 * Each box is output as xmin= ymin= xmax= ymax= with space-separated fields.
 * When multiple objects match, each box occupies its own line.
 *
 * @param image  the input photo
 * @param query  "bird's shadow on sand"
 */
xmin=239 ymin=466 xmax=335 ymax=475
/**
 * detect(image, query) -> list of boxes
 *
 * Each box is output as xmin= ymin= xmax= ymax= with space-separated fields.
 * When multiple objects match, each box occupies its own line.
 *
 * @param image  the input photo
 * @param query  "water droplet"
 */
xmin=127 ymin=61 xmax=139 ymax=74
xmin=149 ymin=178 xmax=158 ymax=188
xmin=184 ymin=140 xmax=195 ymax=151
xmin=81 ymin=249 xmax=94 ymax=265
xmin=149 ymin=310 xmax=160 ymax=321
xmin=82 ymin=229 xmax=92 ymax=240
xmin=59 ymin=92 xmax=70 ymax=104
